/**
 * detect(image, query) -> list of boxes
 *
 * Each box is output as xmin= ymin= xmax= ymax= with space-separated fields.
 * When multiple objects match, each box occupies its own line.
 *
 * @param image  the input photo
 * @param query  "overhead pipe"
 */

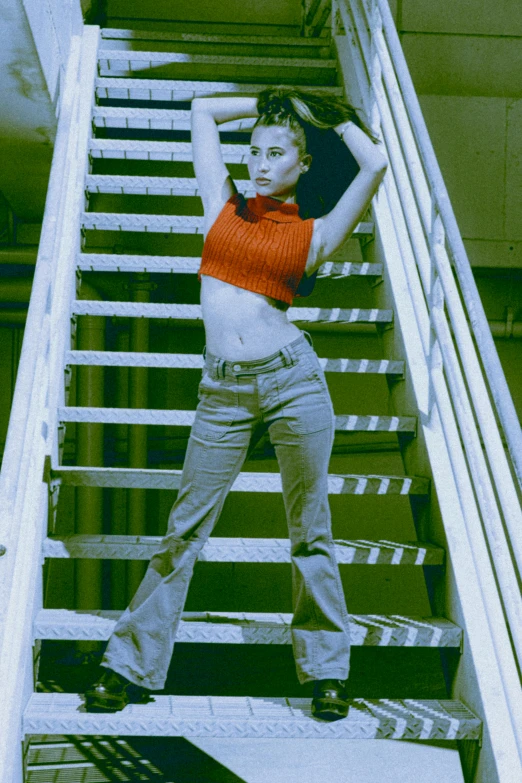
xmin=0 ymin=247 xmax=38 ymax=265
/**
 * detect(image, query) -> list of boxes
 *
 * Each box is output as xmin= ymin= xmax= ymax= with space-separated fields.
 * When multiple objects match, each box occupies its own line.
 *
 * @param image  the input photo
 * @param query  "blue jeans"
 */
xmin=103 ymin=331 xmax=351 ymax=689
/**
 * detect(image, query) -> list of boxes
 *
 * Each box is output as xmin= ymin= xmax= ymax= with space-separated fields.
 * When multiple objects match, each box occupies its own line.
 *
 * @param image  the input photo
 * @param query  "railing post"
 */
xmin=429 ymin=210 xmax=445 ymax=417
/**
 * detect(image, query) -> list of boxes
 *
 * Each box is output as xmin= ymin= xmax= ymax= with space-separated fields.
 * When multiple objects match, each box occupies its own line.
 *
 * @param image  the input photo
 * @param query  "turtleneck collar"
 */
xmin=247 ymin=193 xmax=302 ymax=223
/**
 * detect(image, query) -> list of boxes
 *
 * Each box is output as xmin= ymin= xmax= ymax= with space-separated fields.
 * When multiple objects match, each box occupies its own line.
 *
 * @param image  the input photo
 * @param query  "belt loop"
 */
xmin=280 ymin=344 xmax=295 ymax=367
xmin=303 ymin=330 xmax=313 ymax=348
xmin=209 ymin=356 xmax=218 ymax=380
xmin=218 ymin=358 xmax=226 ymax=378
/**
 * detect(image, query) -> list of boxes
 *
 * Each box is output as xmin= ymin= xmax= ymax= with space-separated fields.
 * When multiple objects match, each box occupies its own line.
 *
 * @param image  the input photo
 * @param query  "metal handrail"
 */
xmin=355 ymin=0 xmax=522 ymax=578
xmin=333 ymin=1 xmax=522 ymax=762
xmin=346 ymin=0 xmax=522 ymax=589
xmin=0 ymin=38 xmax=82 ymax=542
xmin=374 ymin=0 xmax=522 ymax=494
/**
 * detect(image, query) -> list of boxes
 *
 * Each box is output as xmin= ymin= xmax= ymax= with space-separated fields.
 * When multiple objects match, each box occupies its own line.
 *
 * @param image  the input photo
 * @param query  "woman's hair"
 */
xmin=255 ymin=87 xmax=379 ymax=220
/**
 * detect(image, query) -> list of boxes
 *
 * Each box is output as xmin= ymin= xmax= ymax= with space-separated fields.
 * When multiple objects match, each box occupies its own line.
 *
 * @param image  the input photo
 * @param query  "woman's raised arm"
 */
xmin=191 ymin=96 xmax=259 ymax=231
xmin=309 ymin=122 xmax=388 ymax=271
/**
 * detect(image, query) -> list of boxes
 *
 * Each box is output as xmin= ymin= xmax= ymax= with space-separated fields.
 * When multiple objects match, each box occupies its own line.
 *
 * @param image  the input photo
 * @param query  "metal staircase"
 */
xmin=1 ymin=2 xmax=522 ymax=782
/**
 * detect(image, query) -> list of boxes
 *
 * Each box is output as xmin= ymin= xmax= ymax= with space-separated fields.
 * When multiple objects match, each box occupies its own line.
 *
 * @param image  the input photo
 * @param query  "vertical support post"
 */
xmin=110 ymin=324 xmax=129 ymax=608
xmin=127 ymin=275 xmax=151 ymax=600
xmin=75 ymin=314 xmax=104 ymax=620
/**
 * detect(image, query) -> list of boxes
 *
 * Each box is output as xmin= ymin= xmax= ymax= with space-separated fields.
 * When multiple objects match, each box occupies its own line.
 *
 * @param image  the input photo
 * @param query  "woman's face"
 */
xmin=248 ymin=124 xmax=310 ymax=202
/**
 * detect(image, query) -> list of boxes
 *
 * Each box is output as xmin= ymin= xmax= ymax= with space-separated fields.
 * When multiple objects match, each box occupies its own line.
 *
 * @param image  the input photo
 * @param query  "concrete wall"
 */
xmin=0 ymin=0 xmax=82 ymax=222
xmin=399 ymin=0 xmax=522 ymax=97
xmin=419 ymin=95 xmax=522 ymax=268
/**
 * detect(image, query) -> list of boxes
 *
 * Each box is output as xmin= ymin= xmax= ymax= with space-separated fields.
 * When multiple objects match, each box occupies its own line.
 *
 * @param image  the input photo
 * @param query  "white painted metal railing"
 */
xmin=333 ymin=0 xmax=522 ymax=764
xmin=0 ymin=26 xmax=99 ymax=783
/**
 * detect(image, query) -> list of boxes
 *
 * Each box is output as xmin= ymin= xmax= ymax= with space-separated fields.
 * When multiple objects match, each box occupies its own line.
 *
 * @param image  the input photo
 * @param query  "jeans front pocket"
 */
xmin=278 ymin=353 xmax=335 ymax=436
xmin=302 ymin=352 xmax=330 ymax=391
xmin=192 ymin=370 xmax=239 ymax=441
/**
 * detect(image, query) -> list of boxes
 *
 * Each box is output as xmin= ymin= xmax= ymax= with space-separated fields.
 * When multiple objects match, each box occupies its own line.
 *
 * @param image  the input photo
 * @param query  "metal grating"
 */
xmin=95 ymin=77 xmax=343 ymax=101
xmin=81 ymin=209 xmax=373 ymax=235
xmin=58 ymin=406 xmax=416 ymax=433
xmin=77 ymin=253 xmax=383 ymax=278
xmin=71 ymin=301 xmax=390 ymax=323
xmin=51 ymin=466 xmax=429 ymax=495
xmin=42 ymin=535 xmax=444 ymax=565
xmin=23 ymin=694 xmax=482 ymax=741
xmin=34 ymin=609 xmax=462 ymax=647
xmin=92 ymin=108 xmax=256 ymax=132
xmin=98 ymin=50 xmax=337 ymax=71
xmin=65 ymin=350 xmax=403 ymax=374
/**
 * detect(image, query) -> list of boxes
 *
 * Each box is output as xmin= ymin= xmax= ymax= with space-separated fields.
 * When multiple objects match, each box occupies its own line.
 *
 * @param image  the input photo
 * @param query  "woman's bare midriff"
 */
xmin=200 ymin=275 xmax=302 ymax=361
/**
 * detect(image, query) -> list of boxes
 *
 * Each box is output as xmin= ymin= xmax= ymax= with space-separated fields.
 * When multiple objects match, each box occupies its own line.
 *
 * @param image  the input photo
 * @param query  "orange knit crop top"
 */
xmin=198 ymin=193 xmax=315 ymax=306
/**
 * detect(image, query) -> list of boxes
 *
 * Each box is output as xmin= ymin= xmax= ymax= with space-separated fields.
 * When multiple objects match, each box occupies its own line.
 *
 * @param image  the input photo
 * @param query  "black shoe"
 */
xmin=84 ymin=667 xmax=150 ymax=712
xmin=311 ymin=679 xmax=349 ymax=721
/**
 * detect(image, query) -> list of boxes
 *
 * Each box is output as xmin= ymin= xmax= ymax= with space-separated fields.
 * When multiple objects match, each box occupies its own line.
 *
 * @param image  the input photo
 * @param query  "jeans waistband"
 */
xmin=205 ymin=331 xmax=314 ymax=379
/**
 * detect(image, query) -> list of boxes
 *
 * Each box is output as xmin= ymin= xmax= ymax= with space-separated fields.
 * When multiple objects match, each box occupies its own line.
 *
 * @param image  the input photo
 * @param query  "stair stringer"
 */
xmin=365 ymin=193 xmax=522 ymax=783
xmin=0 ymin=25 xmax=100 ymax=783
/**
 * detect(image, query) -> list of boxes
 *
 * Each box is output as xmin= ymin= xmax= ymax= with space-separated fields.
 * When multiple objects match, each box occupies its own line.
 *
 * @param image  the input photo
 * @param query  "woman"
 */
xmin=85 ymin=88 xmax=388 ymax=721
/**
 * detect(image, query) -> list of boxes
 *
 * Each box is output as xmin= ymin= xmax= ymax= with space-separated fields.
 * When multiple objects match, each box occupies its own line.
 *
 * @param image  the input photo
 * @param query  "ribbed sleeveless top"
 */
xmin=198 ymin=193 xmax=315 ymax=306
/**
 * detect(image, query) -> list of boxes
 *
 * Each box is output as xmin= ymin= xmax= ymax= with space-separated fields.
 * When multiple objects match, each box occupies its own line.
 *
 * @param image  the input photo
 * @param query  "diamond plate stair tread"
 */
xmin=23 ymin=694 xmax=481 ymax=740
xmin=101 ymin=29 xmax=330 ymax=48
xmin=86 ymin=174 xmax=254 ymax=194
xmin=71 ymin=302 xmax=389 ymax=324
xmin=51 ymin=467 xmax=429 ymax=494
xmin=98 ymin=51 xmax=337 ymax=69
xmin=81 ymin=210 xmax=373 ymax=236
xmin=43 ymin=535 xmax=443 ymax=565
xmin=92 ymin=109 xmax=257 ymax=131
xmin=34 ymin=609 xmax=462 ymax=647
xmin=95 ymin=78 xmax=343 ymax=101
xmin=90 ymin=138 xmax=248 ymax=162
xmin=58 ymin=406 xmax=415 ymax=433
xmin=65 ymin=351 xmax=403 ymax=375
xmin=77 ymin=253 xmax=383 ymax=278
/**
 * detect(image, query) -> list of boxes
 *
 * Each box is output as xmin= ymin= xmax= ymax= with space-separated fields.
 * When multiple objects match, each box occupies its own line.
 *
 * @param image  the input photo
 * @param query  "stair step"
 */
xmin=98 ymin=51 xmax=337 ymax=85
xmin=86 ymin=174 xmax=254 ymax=194
xmin=90 ymin=138 xmax=251 ymax=162
xmin=77 ymin=253 xmax=382 ymax=278
xmin=65 ymin=350 xmax=403 ymax=375
xmin=43 ymin=535 xmax=443 ymax=565
xmin=58 ymin=407 xmax=415 ymax=433
xmin=71 ymin=302 xmax=389 ymax=325
xmin=95 ymin=77 xmax=343 ymax=101
xmin=34 ymin=609 xmax=462 ymax=647
xmin=101 ymin=29 xmax=331 ymax=50
xmin=81 ymin=210 xmax=374 ymax=236
xmin=92 ymin=107 xmax=254 ymax=131
xmin=23 ymin=693 xmax=481 ymax=740
xmin=51 ymin=466 xmax=429 ymax=495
